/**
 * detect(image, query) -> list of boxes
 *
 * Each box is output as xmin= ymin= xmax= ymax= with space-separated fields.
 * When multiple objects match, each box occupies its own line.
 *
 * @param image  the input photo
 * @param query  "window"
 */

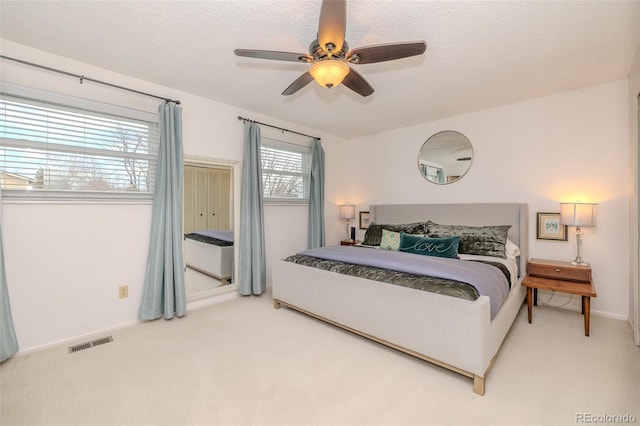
xmin=260 ymin=138 xmax=310 ymax=204
xmin=0 ymin=85 xmax=159 ymax=200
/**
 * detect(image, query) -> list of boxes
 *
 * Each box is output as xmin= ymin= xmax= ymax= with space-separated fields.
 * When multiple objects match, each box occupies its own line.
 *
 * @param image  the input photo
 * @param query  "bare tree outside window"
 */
xmin=0 ymin=95 xmax=158 ymax=197
xmin=112 ymin=124 xmax=152 ymax=192
xmin=260 ymin=144 xmax=310 ymax=202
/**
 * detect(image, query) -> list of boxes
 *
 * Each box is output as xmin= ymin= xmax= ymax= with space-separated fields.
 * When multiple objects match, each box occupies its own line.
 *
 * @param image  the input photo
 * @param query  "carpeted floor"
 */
xmin=185 ymin=267 xmax=225 ymax=301
xmin=1 ymin=292 xmax=638 ymax=426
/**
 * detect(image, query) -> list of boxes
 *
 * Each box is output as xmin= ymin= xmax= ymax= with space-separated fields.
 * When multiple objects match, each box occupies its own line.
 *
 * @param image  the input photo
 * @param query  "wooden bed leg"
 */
xmin=473 ymin=376 xmax=485 ymax=396
xmin=273 ymin=300 xmax=282 ymax=309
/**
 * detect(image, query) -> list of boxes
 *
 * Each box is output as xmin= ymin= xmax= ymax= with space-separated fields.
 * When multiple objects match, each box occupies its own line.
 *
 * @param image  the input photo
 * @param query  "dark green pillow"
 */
xmin=426 ymin=221 xmax=510 ymax=259
xmin=399 ymin=234 xmax=460 ymax=259
xmin=362 ymin=222 xmax=426 ymax=246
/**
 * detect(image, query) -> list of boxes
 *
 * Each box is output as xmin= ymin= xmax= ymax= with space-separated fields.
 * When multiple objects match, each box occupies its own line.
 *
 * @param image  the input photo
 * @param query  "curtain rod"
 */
xmin=237 ymin=116 xmax=320 ymax=141
xmin=0 ymin=55 xmax=181 ymax=105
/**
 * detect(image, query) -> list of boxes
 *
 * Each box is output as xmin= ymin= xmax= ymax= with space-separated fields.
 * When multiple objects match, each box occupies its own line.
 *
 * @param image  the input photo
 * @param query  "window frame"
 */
xmin=0 ymin=83 xmax=160 ymax=202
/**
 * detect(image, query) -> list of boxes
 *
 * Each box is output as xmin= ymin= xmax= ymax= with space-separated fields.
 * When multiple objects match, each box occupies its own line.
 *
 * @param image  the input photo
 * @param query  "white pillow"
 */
xmin=506 ymin=239 xmax=520 ymax=259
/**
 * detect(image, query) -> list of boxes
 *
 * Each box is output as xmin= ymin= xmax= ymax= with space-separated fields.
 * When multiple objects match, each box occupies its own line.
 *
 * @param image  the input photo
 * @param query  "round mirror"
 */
xmin=418 ymin=131 xmax=473 ymax=184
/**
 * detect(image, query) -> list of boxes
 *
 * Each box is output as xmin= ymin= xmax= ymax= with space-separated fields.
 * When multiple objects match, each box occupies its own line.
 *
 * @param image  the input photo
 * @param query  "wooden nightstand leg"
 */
xmin=533 ymin=288 xmax=538 ymax=306
xmin=526 ymin=287 xmax=533 ymax=323
xmin=583 ymin=296 xmax=590 ymax=336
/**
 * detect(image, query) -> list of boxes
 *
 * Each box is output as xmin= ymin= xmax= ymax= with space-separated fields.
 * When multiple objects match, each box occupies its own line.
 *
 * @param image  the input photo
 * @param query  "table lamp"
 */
xmin=560 ymin=202 xmax=597 ymax=265
xmin=339 ymin=204 xmax=356 ymax=241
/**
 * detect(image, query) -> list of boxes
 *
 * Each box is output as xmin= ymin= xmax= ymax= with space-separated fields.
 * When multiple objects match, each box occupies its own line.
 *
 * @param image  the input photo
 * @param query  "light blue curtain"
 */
xmin=139 ymin=103 xmax=186 ymax=320
xmin=308 ymin=139 xmax=325 ymax=248
xmin=436 ymin=169 xmax=445 ymax=183
xmin=0 ymin=188 xmax=19 ymax=362
xmin=238 ymin=122 xmax=266 ymax=296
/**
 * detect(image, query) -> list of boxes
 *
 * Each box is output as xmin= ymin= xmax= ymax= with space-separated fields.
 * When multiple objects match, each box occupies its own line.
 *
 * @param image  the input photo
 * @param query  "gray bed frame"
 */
xmin=272 ymin=203 xmax=528 ymax=395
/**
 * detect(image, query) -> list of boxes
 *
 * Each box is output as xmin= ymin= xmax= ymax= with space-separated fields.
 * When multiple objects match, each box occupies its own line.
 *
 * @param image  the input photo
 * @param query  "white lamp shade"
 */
xmin=560 ymin=202 xmax=597 ymax=227
xmin=339 ymin=204 xmax=356 ymax=220
xmin=310 ymin=60 xmax=350 ymax=89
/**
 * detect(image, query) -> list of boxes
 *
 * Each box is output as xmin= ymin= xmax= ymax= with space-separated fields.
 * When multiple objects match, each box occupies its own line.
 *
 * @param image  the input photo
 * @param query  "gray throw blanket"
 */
xmin=298 ymin=245 xmax=509 ymax=319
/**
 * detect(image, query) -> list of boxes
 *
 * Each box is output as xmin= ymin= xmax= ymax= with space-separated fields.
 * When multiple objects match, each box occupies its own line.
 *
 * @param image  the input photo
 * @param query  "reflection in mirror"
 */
xmin=418 ymin=131 xmax=473 ymax=184
xmin=183 ymin=161 xmax=237 ymax=301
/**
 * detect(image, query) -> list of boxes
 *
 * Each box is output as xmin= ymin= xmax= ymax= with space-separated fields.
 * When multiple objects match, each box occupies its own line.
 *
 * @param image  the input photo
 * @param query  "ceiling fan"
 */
xmin=234 ymin=0 xmax=427 ymax=97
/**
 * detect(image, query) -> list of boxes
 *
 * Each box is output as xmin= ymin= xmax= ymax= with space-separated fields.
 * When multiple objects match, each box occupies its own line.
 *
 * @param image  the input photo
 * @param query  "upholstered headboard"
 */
xmin=369 ymin=203 xmax=529 ymax=274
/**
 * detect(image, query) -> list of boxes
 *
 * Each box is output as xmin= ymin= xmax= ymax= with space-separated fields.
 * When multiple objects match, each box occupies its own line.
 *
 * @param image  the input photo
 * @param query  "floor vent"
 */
xmin=68 ymin=336 xmax=113 ymax=353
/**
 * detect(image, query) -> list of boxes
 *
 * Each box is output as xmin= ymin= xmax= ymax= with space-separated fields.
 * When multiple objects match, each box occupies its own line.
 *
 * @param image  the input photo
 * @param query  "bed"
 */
xmin=272 ymin=203 xmax=528 ymax=395
xmin=184 ymin=229 xmax=234 ymax=284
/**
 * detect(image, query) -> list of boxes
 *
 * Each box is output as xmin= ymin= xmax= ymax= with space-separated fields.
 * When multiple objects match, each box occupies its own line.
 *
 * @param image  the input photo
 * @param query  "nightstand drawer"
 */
xmin=528 ymin=258 xmax=591 ymax=282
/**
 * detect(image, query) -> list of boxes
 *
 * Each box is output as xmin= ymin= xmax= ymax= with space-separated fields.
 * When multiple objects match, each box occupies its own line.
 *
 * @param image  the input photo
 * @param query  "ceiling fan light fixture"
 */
xmin=309 ymin=60 xmax=350 ymax=89
xmin=235 ymin=0 xmax=427 ymax=97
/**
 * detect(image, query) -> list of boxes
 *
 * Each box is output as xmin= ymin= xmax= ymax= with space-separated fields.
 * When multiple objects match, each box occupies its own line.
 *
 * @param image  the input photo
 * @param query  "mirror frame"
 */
xmin=417 ymin=130 xmax=473 ymax=185
xmin=183 ymin=156 xmax=241 ymax=301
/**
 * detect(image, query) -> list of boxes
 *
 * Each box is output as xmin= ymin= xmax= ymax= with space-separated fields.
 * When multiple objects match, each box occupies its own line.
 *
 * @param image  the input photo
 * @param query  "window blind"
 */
xmin=0 ymin=90 xmax=159 ymax=201
xmin=260 ymin=137 xmax=311 ymax=204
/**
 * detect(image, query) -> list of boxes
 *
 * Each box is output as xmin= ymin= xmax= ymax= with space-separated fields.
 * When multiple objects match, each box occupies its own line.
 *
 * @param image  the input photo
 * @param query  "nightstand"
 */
xmin=522 ymin=258 xmax=596 ymax=336
xmin=340 ymin=239 xmax=361 ymax=246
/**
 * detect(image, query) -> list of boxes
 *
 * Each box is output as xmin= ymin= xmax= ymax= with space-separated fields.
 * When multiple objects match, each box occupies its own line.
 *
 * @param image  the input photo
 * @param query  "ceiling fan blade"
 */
xmin=282 ymin=72 xmax=314 ymax=96
xmin=347 ymin=41 xmax=427 ymax=64
xmin=341 ymin=67 xmax=374 ymax=97
xmin=234 ymin=49 xmax=311 ymax=63
xmin=318 ymin=0 xmax=346 ymax=56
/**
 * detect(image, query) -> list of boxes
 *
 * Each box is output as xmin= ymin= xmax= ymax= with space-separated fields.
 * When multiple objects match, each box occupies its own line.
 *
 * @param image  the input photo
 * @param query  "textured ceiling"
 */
xmin=1 ymin=0 xmax=639 ymax=139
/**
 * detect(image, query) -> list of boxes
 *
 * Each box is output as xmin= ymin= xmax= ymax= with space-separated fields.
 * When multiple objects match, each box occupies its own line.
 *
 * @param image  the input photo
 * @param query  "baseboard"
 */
xmin=14 ymin=319 xmax=141 ymax=357
xmin=14 ymin=287 xmax=240 ymax=357
xmin=187 ymin=287 xmax=239 ymax=310
xmin=535 ymin=289 xmax=627 ymax=321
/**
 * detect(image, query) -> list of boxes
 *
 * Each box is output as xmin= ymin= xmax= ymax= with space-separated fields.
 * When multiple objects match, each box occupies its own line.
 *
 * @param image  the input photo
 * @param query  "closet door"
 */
xmin=194 ymin=168 xmax=208 ymax=231
xmin=207 ymin=169 xmax=221 ymax=229
xmin=211 ymin=169 xmax=231 ymax=230
xmin=184 ymin=165 xmax=232 ymax=233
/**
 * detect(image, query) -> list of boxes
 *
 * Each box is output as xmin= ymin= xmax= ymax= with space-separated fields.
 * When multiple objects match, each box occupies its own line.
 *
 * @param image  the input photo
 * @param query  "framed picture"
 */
xmin=359 ymin=211 xmax=370 ymax=230
xmin=536 ymin=212 xmax=568 ymax=241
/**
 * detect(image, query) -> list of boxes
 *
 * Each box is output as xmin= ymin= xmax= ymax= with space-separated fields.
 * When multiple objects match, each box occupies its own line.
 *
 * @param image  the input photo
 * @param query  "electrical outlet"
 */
xmin=118 ymin=285 xmax=128 ymax=299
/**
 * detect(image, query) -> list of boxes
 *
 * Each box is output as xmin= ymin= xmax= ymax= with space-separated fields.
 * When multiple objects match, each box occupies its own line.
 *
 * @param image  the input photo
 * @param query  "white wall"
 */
xmin=346 ymin=80 xmax=630 ymax=320
xmin=1 ymin=40 xmax=348 ymax=352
